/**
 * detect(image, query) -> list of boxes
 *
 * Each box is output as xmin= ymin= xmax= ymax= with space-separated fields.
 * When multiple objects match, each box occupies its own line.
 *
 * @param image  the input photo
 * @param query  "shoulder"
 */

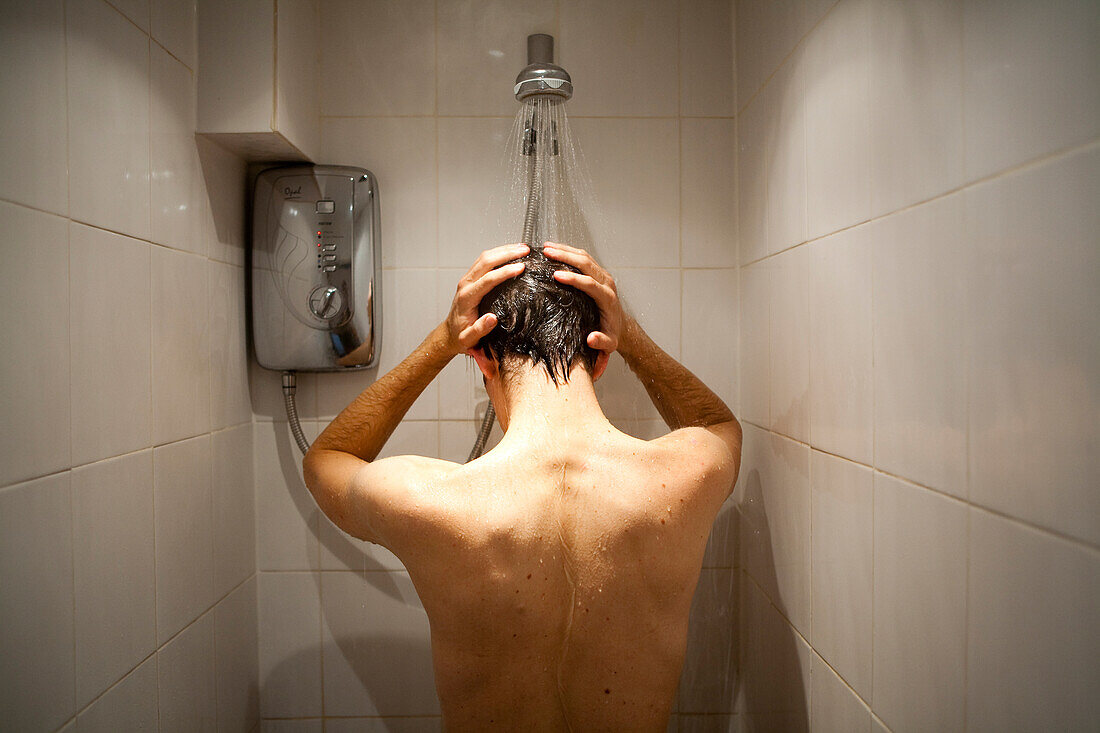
xmin=648 ymin=424 xmax=742 ymax=494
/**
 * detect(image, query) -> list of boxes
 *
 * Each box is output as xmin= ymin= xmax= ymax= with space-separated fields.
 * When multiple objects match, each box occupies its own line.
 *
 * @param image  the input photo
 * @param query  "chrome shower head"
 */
xmin=514 ymin=34 xmax=573 ymax=102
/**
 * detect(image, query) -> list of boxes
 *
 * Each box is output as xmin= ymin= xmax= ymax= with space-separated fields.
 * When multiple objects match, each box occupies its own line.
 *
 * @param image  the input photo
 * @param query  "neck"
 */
xmin=493 ymin=362 xmax=610 ymax=439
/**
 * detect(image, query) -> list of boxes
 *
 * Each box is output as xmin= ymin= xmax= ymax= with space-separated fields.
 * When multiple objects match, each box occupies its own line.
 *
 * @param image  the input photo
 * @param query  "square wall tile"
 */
xmin=680 ymin=0 xmax=736 ymax=117
xmin=213 ymin=424 xmax=255 ymax=597
xmin=738 ymin=260 xmax=769 ymax=427
xmin=810 ymin=450 xmax=871 ymax=699
xmin=69 ymin=223 xmax=152 ymax=466
xmin=737 ymin=92 xmax=768 ymax=266
xmin=367 ymin=269 xmax=439 ymax=420
xmin=321 ymin=571 xmax=439 ymax=716
xmin=76 ymin=657 xmax=158 ymax=733
xmin=0 ymin=0 xmax=68 ymax=213
xmin=320 ymin=0 xmax=435 ymax=116
xmin=215 ymin=577 xmax=260 ymax=733
xmin=254 ymin=420 xmax=320 ymax=571
xmin=275 ymin=0 xmax=322 ymax=163
xmin=965 ymin=146 xmax=1100 ymax=545
xmin=737 ymin=424 xmax=811 ymax=637
xmin=0 ymin=202 xmax=70 ymax=487
xmin=209 ymin=262 xmax=251 ymax=430
xmin=682 ymin=269 xmax=739 ymax=412
xmin=808 ymin=226 xmax=872 ymax=464
xmin=569 ymin=118 xmax=680 ymax=268
xmin=67 ymin=0 xmax=151 ymax=240
xmin=679 ymin=568 xmax=738 ymax=713
xmin=963 ymin=0 xmax=1100 ymax=181
xmin=872 ymin=473 xmax=966 ymax=733
xmin=871 ymin=194 xmax=966 ymax=498
xmin=152 ymin=246 xmax=211 ymax=444
xmin=72 ymin=450 xmax=156 ymax=708
xmin=258 ymin=572 xmax=322 ymax=718
xmin=154 ymin=435 xmax=215 ymax=643
xmin=439 ymin=419 xmax=503 ymax=464
xmin=769 ymin=244 xmax=809 ymax=443
xmin=763 ymin=58 xmax=808 ymax=254
xmin=151 ymin=0 xmax=197 ymax=69
xmin=321 ymin=117 xmax=438 ymax=270
xmin=158 ymin=612 xmax=216 ymax=732
xmin=810 ymin=652 xmax=870 ymax=733
xmin=0 ymin=472 xmax=75 ymax=732
xmin=436 ymin=0 xmax=557 ymax=117
xmin=803 ymin=0 xmax=872 ymax=241
xmin=106 ymin=0 xmax=149 ymax=30
xmin=151 ymin=44 xmax=203 ymax=256
xmin=966 ymin=509 xmax=1100 ymax=731
xmin=681 ymin=119 xmax=737 ymax=268
xmin=197 ymin=136 xmax=247 ymax=267
xmin=735 ymin=0 xmax=829 ymax=109
xmin=618 ymin=268 xmax=682 ymax=359
xmin=559 ymin=0 xmax=679 ymax=117
xmin=868 ymin=0 xmax=963 ymax=217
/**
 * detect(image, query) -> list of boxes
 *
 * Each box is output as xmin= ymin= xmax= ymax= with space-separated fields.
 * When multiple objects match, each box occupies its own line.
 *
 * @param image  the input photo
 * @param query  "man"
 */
xmin=304 ymin=242 xmax=742 ymax=730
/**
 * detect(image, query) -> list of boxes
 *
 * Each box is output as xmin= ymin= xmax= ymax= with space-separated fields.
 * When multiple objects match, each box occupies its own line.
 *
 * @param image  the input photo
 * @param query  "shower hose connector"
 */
xmin=283 ymin=370 xmax=311 ymax=455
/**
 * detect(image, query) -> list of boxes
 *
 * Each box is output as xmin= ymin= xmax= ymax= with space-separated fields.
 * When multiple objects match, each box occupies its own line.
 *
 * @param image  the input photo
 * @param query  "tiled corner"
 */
xmin=69 ymin=223 xmax=152 ymax=466
xmin=215 ymin=577 xmax=260 ymax=733
xmin=66 ymin=0 xmax=151 ymax=240
xmin=154 ymin=435 xmax=215 ymax=644
xmin=768 ymin=244 xmax=809 ymax=444
xmin=319 ymin=0 xmax=435 ymax=116
xmin=209 ymin=262 xmax=251 ymax=430
xmin=763 ymin=58 xmax=808 ymax=254
xmin=196 ymin=135 xmax=247 ymax=267
xmin=321 ymin=571 xmax=439 ymax=716
xmin=738 ymin=260 xmax=769 ymax=427
xmin=258 ymin=572 xmax=323 ymax=718
xmin=810 ymin=450 xmax=872 ymax=699
xmin=737 ymin=91 xmax=768 ymax=266
xmin=680 ymin=0 xmax=736 ymax=117
xmin=72 ymin=450 xmax=156 ymax=708
xmin=0 ymin=202 xmax=70 ymax=488
xmin=0 ymin=472 xmax=75 ymax=732
xmin=151 ymin=43 xmax=203 ymax=256
xmin=213 ymin=424 xmax=255 ymax=597
xmin=0 ymin=0 xmax=68 ymax=214
xmin=810 ymin=652 xmax=871 ymax=733
xmin=76 ymin=657 xmax=158 ymax=733
xmin=682 ymin=269 xmax=739 ymax=412
xmin=157 ymin=612 xmax=217 ymax=732
xmin=681 ymin=119 xmax=737 ymax=268
xmin=872 ymin=473 xmax=966 ymax=733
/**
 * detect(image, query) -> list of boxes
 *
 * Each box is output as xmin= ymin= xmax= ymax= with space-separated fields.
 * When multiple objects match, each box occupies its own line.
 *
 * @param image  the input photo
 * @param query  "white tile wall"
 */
xmin=680 ymin=0 xmax=736 ymax=117
xmin=157 ymin=612 xmax=217 ymax=732
xmin=151 ymin=0 xmax=197 ymax=69
xmin=679 ymin=568 xmax=738 ymax=713
xmin=681 ymin=119 xmax=738 ymax=268
xmin=151 ymin=44 xmax=203 ymax=256
xmin=76 ymin=657 xmax=159 ymax=733
xmin=682 ymin=269 xmax=739 ymax=411
xmin=214 ymin=578 xmax=261 ymax=733
xmin=258 ymin=572 xmax=323 ymax=717
xmin=768 ymin=243 xmax=809 ymax=443
xmin=213 ymin=424 xmax=256 ymax=597
xmin=810 ymin=652 xmax=871 ymax=733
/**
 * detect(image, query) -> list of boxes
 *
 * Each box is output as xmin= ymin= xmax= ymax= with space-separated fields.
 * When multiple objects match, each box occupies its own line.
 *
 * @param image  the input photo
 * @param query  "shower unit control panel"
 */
xmin=251 ymin=165 xmax=381 ymax=371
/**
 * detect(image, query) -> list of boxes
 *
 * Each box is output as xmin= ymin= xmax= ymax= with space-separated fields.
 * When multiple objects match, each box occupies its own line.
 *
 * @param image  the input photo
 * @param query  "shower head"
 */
xmin=514 ymin=33 xmax=573 ymax=102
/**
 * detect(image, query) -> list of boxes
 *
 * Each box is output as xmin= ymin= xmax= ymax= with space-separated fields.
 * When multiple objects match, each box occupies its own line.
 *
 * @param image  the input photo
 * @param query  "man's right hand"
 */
xmin=443 ymin=243 xmax=530 ymax=355
xmin=542 ymin=242 xmax=624 ymax=355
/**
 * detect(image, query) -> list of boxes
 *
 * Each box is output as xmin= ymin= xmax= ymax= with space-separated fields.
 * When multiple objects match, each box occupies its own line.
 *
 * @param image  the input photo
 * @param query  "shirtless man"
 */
xmin=303 ymin=242 xmax=742 ymax=730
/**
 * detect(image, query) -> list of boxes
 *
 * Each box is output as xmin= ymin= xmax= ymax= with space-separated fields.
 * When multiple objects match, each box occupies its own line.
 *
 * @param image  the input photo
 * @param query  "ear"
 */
xmin=466 ymin=346 xmax=500 ymax=381
xmin=591 ymin=350 xmax=610 ymax=380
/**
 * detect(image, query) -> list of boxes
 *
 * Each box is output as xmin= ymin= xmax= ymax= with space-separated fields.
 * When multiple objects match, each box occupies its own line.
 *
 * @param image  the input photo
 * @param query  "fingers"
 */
xmin=587 ymin=331 xmax=617 ymax=352
xmin=541 ymin=243 xmax=611 ymax=285
xmin=458 ymin=312 xmax=498 ymax=346
xmin=551 ymin=270 xmax=616 ymax=310
xmin=460 ymin=261 xmax=525 ymax=306
xmin=464 ymin=243 xmax=529 ymax=282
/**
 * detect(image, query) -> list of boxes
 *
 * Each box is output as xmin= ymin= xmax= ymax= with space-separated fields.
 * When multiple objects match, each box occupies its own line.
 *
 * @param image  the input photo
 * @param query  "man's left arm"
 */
xmin=302 ymin=243 xmax=529 ymax=542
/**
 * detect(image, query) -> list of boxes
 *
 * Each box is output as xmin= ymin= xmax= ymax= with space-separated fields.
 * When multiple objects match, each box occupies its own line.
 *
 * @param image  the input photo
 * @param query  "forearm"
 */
xmin=617 ymin=315 xmax=735 ymax=430
xmin=309 ymin=323 xmax=454 ymax=461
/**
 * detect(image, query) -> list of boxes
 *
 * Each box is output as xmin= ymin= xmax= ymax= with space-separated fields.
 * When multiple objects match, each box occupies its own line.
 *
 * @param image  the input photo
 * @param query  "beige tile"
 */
xmin=0 ymin=202 xmax=70 ymax=487
xmin=808 ymin=226 xmax=872 ymax=464
xmin=69 ymin=223 xmax=152 ymax=466
xmin=196 ymin=136 xmax=247 ymax=266
xmin=254 ymin=420 xmax=320 ymax=571
xmin=325 ymin=718 xmax=443 ymax=733
xmin=872 ymin=473 xmax=966 ymax=733
xmin=810 ymin=451 xmax=871 ymax=699
xmin=680 ymin=0 xmax=736 ymax=117
xmin=320 ymin=0 xmax=435 ymax=116
xmin=595 ymin=353 xmax=664 ymax=423
xmin=195 ymin=0 xmax=272 ymax=134
xmin=152 ymin=246 xmax=211 ymax=444
xmin=212 ymin=424 xmax=255 ymax=597
xmin=738 ymin=424 xmax=811 ymax=637
xmin=151 ymin=0 xmax=196 ymax=68
xmin=275 ymin=0 xmax=321 ymax=162
xmin=679 ymin=568 xmax=738 ymax=713
xmin=868 ymin=0 xmax=963 ymax=217
xmin=763 ymin=58 xmax=808 ymax=254
xmin=105 ymin=0 xmax=149 ymax=30
xmin=966 ymin=509 xmax=1100 ymax=731
xmin=261 ymin=721 xmax=323 ymax=733
xmin=569 ymin=118 xmax=681 ymax=268
xmin=250 ymin=358 xmax=317 ymax=422
xmin=209 ymin=262 xmax=251 ymax=430
xmin=737 ymin=92 xmax=768 ymax=266
xmin=151 ymin=44 xmax=203 ymax=256
xmin=0 ymin=472 xmax=75 ymax=731
xmin=810 ymin=652 xmax=871 ymax=733
xmin=436 ymin=0 xmax=557 ymax=117
xmin=154 ymin=435 xmax=215 ymax=643
xmin=735 ymin=0 xmax=827 ymax=109
xmin=681 ymin=119 xmax=737 ymax=268
xmin=559 ymin=0 xmax=679 ymax=117
xmin=214 ymin=578 xmax=260 ymax=733
xmin=67 ymin=0 xmax=151 ymax=239
xmin=871 ymin=195 xmax=966 ymax=499
xmin=965 ymin=146 xmax=1100 ymax=545
xmin=438 ymin=419 xmax=503 ymax=464
xmin=322 ymin=117 xmax=438 ymax=270
xmin=618 ymin=268 xmax=682 ymax=359
xmin=258 ymin=572 xmax=322 ymax=717
xmin=769 ymin=244 xmax=809 ymax=443
xmin=682 ymin=269 xmax=739 ymax=411
xmin=738 ymin=261 xmax=769 ymax=427
xmin=72 ymin=450 xmax=156 ymax=707
xmin=963 ymin=0 xmax=1100 ymax=181
xmin=76 ymin=657 xmax=158 ymax=733
xmin=157 ymin=613 xmax=216 ymax=732
xmin=0 ymin=0 xmax=68 ymax=213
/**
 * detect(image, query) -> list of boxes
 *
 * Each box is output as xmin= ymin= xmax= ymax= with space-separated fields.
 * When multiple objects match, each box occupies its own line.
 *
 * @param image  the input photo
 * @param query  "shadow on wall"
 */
xmin=736 ymin=468 xmax=809 ymax=732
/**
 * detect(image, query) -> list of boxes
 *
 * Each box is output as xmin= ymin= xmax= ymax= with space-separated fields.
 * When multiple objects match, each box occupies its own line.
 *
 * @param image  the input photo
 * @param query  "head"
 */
xmin=471 ymin=251 xmax=607 ymax=388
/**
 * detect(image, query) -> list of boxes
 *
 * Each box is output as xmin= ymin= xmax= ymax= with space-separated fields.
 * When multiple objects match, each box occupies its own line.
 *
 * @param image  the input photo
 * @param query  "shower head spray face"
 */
xmin=515 ymin=33 xmax=573 ymax=102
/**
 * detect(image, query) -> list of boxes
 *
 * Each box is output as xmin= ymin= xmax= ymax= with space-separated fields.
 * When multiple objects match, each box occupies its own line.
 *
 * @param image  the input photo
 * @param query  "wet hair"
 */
xmin=477 ymin=251 xmax=599 ymax=384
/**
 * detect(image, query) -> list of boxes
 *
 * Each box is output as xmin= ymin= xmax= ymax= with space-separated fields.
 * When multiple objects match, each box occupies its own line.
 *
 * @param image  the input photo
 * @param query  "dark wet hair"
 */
xmin=477 ymin=251 xmax=599 ymax=384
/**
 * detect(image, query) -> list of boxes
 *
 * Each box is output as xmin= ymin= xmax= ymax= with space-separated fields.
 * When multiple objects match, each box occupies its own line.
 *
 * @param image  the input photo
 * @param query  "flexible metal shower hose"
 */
xmin=283 ymin=371 xmax=311 ymax=455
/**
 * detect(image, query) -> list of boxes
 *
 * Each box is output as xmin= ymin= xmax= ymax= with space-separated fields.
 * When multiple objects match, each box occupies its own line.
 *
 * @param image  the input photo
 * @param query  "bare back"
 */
xmin=374 ymin=425 xmax=737 ymax=731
